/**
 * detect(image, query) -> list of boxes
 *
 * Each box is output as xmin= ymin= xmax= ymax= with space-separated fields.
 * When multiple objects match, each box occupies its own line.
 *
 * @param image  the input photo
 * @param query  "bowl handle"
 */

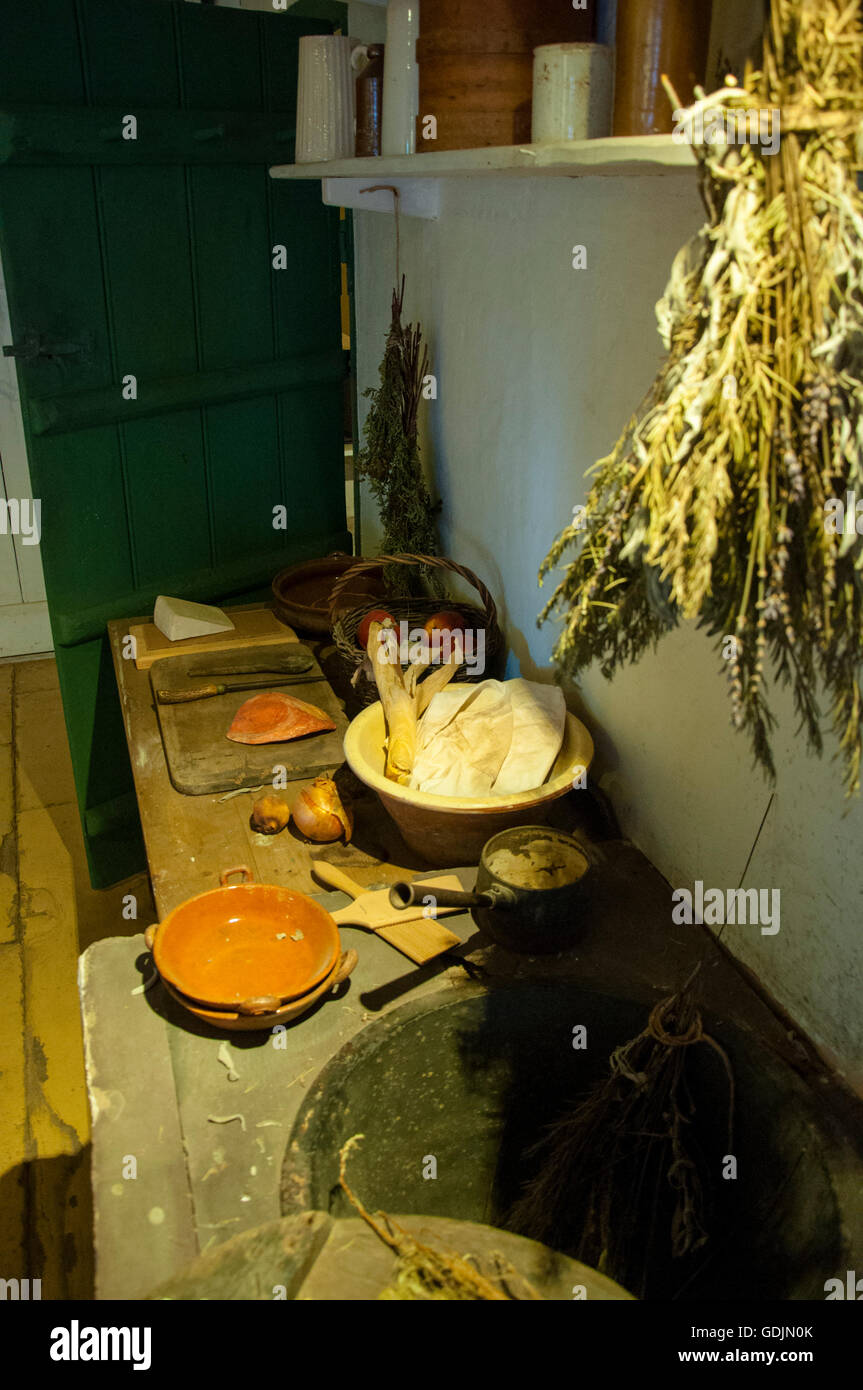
xmin=236 ymin=994 xmax=282 ymax=1016
xmin=220 ymin=865 xmax=254 ymax=886
xmin=331 ymin=948 xmax=359 ymax=989
xmin=144 ymin=924 xmax=158 ymax=951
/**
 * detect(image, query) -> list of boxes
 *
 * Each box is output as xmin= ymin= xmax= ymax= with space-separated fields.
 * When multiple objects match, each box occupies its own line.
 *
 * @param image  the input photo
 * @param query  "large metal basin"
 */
xmin=281 ymin=982 xmax=863 ymax=1300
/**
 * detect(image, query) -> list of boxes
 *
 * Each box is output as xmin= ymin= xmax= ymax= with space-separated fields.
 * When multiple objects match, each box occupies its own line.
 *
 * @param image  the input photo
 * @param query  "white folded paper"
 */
xmin=409 ymin=678 xmax=566 ymax=798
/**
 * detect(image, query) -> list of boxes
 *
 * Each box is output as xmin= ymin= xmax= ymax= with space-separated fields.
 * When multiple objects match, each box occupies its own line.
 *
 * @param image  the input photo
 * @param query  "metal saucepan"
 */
xmin=389 ymin=826 xmax=601 ymax=954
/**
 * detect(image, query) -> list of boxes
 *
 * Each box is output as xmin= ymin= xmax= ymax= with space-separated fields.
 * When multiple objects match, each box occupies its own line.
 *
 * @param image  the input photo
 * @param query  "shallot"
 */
xmin=250 ymin=795 xmax=291 ymax=835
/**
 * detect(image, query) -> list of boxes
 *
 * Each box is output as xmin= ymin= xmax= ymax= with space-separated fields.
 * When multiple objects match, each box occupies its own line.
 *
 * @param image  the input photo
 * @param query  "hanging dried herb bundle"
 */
xmin=539 ymin=0 xmax=863 ymax=792
xmin=509 ymin=975 xmax=734 ymax=1298
xmin=356 ymin=277 xmax=441 ymax=598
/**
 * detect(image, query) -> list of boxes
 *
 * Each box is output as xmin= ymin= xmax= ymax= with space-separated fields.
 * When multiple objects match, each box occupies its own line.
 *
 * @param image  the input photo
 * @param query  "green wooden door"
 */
xmin=0 ymin=0 xmax=351 ymax=887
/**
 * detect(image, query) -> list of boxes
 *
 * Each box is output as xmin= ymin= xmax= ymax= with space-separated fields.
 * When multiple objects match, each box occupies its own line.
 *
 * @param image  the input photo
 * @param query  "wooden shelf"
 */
xmin=270 ymin=136 xmax=696 ymax=218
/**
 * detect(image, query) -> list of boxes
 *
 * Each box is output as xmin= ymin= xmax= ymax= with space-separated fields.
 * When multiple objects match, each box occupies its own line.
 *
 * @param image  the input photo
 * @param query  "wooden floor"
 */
xmin=0 ymin=656 xmax=154 ymax=1299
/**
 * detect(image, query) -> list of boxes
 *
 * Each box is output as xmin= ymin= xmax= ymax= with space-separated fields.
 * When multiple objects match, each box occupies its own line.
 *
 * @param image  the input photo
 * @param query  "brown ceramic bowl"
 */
xmin=146 ymin=867 xmax=341 ymax=1013
xmin=158 ymin=948 xmax=359 ymax=1033
xmin=271 ymin=553 xmax=386 ymax=634
xmin=344 ymin=703 xmax=594 ymax=865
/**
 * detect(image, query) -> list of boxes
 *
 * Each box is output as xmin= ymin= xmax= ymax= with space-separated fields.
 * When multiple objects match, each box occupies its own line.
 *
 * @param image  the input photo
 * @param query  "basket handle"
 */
xmin=327 ymin=552 xmax=498 ymax=631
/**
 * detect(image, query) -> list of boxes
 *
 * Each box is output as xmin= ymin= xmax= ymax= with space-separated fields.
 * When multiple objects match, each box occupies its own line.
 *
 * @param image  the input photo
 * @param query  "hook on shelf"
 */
xmin=359 ymin=185 xmax=401 ymax=281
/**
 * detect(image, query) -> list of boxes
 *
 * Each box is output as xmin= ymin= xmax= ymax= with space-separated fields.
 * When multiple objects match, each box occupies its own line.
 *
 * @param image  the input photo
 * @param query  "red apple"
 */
xmin=357 ymin=608 xmax=395 ymax=650
xmin=424 ymin=609 xmax=465 ymax=639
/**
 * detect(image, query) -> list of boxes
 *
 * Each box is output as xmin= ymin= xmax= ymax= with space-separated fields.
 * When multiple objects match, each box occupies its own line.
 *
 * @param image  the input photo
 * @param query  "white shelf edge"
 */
xmin=271 ymin=135 xmax=696 ymax=183
xmin=272 ymin=138 xmax=695 ymax=218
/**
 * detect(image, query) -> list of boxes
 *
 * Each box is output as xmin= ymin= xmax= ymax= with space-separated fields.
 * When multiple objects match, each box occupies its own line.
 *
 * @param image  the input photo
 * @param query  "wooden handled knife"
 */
xmin=156 ymin=674 xmax=312 ymax=704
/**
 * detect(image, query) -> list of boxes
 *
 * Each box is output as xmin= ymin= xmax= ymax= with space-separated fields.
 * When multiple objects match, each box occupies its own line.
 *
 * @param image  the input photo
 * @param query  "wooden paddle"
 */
xmin=311 ymin=861 xmax=465 ymax=964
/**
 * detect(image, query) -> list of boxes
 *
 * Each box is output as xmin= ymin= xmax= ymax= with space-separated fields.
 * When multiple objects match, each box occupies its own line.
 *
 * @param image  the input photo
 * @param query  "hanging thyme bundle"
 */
xmin=356 ymin=277 xmax=441 ymax=598
xmin=539 ymin=0 xmax=863 ymax=792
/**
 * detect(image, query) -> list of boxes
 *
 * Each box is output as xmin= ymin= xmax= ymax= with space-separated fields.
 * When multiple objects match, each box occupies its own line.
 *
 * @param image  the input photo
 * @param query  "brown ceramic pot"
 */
xmin=613 ymin=0 xmax=713 ymax=136
xmin=356 ymin=44 xmax=385 ymax=156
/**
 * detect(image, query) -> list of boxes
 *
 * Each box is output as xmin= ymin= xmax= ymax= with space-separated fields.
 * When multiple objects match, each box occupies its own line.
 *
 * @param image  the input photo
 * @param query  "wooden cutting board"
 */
xmin=311 ymin=861 xmax=463 ymax=963
xmin=151 ymin=642 xmax=348 ymax=796
xmin=131 ymin=603 xmax=297 ymax=670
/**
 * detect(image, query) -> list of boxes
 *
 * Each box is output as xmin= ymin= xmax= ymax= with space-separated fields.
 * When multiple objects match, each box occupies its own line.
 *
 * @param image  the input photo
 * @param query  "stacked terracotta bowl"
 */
xmin=144 ymin=867 xmax=357 ymax=1032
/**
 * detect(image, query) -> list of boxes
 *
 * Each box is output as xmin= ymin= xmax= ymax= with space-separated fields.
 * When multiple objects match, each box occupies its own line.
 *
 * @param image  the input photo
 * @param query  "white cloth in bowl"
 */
xmin=409 ymin=678 xmax=566 ymax=798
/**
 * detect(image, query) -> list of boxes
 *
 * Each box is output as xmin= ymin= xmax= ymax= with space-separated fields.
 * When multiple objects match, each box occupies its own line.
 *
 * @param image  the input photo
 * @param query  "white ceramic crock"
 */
xmin=531 ymin=43 xmax=614 ymax=143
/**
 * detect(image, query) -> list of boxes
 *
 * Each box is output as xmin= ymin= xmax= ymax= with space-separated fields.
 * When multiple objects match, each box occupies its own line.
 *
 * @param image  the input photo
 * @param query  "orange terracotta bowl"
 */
xmin=159 ymin=948 xmax=359 ymax=1032
xmin=145 ymin=867 xmax=341 ymax=1013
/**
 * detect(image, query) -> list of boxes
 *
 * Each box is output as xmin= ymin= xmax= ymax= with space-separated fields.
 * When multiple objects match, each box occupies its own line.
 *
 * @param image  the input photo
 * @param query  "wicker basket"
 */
xmin=329 ymin=552 xmax=502 ymax=703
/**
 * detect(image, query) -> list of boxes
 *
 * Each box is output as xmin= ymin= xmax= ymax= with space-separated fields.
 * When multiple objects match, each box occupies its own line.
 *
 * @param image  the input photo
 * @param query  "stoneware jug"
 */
xmin=296 ymin=34 xmax=372 ymax=163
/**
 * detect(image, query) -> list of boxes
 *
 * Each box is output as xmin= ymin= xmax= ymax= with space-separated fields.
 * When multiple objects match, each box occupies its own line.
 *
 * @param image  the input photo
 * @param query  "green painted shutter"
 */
xmin=0 ymin=0 xmax=350 ymax=887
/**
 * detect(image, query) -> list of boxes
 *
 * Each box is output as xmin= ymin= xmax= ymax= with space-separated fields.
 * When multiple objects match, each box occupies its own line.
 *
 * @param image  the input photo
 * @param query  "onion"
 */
xmin=250 ymin=795 xmax=291 ymax=835
xmin=292 ymin=776 xmax=353 ymax=843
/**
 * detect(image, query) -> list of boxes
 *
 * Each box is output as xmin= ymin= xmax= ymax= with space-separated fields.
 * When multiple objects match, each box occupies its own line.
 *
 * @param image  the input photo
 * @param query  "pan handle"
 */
xmin=220 ymin=865 xmax=254 ymax=886
xmin=388 ymin=881 xmax=516 ymax=912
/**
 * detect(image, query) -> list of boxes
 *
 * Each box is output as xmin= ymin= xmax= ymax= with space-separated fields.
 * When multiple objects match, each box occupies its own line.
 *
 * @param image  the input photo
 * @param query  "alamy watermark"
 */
xmin=0 ymin=1277 xmax=41 ymax=1299
xmin=672 ymin=105 xmax=780 ymax=157
xmin=372 ymin=622 xmax=485 ymax=677
xmin=50 ymin=1321 xmax=151 ymax=1371
xmin=672 ymin=880 xmax=781 ymax=936
xmin=825 ymin=1270 xmax=863 ymax=1299
xmin=0 ymin=497 xmax=40 ymax=545
xmin=824 ymin=491 xmax=863 ymax=536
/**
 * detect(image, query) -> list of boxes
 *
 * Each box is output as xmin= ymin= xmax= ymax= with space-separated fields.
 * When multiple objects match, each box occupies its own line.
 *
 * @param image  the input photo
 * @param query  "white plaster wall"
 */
xmin=353 ymin=174 xmax=863 ymax=1086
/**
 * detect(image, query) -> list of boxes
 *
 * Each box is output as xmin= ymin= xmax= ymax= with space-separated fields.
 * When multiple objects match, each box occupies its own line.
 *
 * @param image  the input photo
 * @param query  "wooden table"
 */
xmin=86 ymin=610 xmax=481 ymax=1298
xmin=107 ymin=605 xmax=435 ymax=917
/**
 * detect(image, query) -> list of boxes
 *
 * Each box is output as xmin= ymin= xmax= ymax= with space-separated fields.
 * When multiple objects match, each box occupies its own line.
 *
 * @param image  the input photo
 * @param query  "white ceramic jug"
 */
xmin=296 ymin=35 xmax=371 ymax=163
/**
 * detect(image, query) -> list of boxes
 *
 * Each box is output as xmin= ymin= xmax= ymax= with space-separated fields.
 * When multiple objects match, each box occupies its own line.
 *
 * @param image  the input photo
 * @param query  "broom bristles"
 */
xmin=508 ymin=983 xmax=733 ymax=1296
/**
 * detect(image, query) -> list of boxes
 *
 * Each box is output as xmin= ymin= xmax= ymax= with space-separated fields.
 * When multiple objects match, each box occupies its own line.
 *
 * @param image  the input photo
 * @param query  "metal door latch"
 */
xmin=2 ymin=330 xmax=87 ymax=362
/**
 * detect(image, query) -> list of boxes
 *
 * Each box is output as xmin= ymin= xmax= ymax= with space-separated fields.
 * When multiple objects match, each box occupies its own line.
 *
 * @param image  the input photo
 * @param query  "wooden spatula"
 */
xmin=311 ymin=861 xmax=464 ymax=964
